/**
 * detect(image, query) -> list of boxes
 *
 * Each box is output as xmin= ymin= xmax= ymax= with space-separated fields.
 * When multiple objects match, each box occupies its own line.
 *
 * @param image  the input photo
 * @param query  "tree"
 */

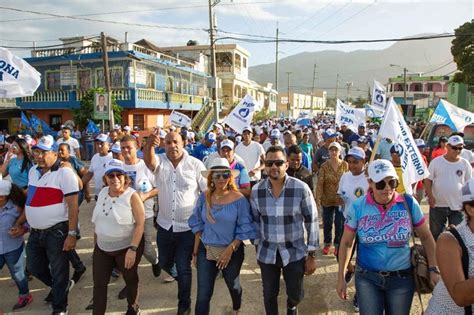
xmin=72 ymin=88 xmax=122 ymax=129
xmin=451 ymin=20 xmax=474 ymax=91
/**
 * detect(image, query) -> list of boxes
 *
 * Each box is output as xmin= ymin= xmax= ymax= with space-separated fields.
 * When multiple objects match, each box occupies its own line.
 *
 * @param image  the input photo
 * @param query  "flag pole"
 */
xmin=369 ymin=135 xmax=382 ymax=164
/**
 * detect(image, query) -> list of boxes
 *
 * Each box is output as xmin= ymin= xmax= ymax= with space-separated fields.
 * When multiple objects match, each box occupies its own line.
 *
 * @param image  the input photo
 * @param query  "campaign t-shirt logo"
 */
xmin=354 ymin=187 xmax=365 ymax=198
xmin=456 ymin=169 xmax=463 ymax=177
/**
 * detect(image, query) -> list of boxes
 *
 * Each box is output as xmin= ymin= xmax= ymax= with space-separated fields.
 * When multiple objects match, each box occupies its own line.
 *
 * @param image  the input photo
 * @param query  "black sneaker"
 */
xmin=44 ymin=290 xmax=53 ymax=303
xmin=287 ymin=306 xmax=298 ymax=315
xmin=177 ymin=307 xmax=191 ymax=315
xmin=118 ymin=286 xmax=127 ymax=300
xmin=152 ymin=263 xmax=161 ymax=277
xmin=72 ymin=267 xmax=86 ymax=283
xmin=126 ymin=305 xmax=141 ymax=315
xmin=353 ymin=294 xmax=359 ymax=313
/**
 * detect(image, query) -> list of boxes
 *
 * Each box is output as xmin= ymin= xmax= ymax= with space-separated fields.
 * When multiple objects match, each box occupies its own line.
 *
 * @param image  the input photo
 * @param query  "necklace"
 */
xmin=213 ymin=192 xmax=226 ymax=200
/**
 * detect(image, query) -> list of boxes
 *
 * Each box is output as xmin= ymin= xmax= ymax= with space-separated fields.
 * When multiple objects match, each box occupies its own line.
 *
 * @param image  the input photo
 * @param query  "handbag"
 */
xmin=204 ymin=244 xmax=227 ymax=261
xmin=402 ymin=194 xmax=434 ymax=313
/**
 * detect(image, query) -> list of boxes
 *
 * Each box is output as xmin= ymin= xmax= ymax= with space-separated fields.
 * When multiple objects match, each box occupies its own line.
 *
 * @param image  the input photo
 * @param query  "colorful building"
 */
xmin=16 ymin=36 xmax=209 ymax=131
xmin=277 ymin=91 xmax=328 ymax=118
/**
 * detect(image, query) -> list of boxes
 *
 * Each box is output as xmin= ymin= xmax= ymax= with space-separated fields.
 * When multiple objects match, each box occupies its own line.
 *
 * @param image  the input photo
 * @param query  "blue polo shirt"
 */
xmin=345 ymin=193 xmax=425 ymax=271
xmin=192 ymin=143 xmax=217 ymax=162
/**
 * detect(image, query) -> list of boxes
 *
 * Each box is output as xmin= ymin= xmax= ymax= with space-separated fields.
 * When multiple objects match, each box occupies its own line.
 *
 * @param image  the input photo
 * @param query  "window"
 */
xmin=427 ymin=83 xmax=433 ymax=92
xmin=50 ymin=115 xmax=62 ymax=130
xmin=46 ymin=71 xmax=61 ymax=90
xmin=133 ymin=114 xmax=144 ymax=130
xmin=95 ymin=68 xmax=123 ymax=88
xmin=78 ymin=69 xmax=91 ymax=90
xmin=243 ymin=58 xmax=247 ymax=68
xmin=146 ymin=72 xmax=155 ymax=89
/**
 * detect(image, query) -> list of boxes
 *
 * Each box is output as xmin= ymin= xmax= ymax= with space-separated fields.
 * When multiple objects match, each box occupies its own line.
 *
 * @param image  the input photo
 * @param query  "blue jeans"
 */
xmin=355 ymin=266 xmax=415 ymax=315
xmin=0 ymin=243 xmax=29 ymax=296
xmin=322 ymin=206 xmax=344 ymax=246
xmin=156 ymin=225 xmax=194 ymax=310
xmin=26 ymin=221 xmax=70 ymax=313
xmin=195 ymin=243 xmax=244 ymax=315
xmin=429 ymin=207 xmax=464 ymax=240
xmin=258 ymin=253 xmax=305 ymax=315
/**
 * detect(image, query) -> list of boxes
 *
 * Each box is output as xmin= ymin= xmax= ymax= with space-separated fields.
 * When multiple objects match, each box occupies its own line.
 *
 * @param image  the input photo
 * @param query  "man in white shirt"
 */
xmin=235 ymin=126 xmax=265 ymax=187
xmin=144 ymin=131 xmax=207 ymax=315
xmin=82 ymin=134 xmax=113 ymax=202
xmin=425 ymin=135 xmax=473 ymax=240
xmin=56 ymin=126 xmax=81 ymax=159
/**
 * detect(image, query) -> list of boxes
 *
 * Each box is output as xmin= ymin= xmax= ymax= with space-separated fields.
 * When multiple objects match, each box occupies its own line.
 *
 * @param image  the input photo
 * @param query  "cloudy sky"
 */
xmin=1 ymin=0 xmax=472 ymax=66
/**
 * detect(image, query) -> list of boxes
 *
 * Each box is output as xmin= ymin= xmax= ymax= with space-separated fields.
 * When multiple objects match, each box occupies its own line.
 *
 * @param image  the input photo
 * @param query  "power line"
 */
xmin=2 ymin=35 xmax=100 ymax=49
xmin=423 ymin=60 xmax=454 ymax=74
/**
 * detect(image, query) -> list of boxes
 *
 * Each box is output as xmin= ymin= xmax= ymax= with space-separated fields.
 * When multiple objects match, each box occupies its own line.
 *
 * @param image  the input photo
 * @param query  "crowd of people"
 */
xmin=0 ymin=115 xmax=472 ymax=315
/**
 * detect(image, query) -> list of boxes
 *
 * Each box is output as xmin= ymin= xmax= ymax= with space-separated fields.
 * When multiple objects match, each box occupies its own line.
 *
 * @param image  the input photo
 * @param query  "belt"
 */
xmin=30 ymin=221 xmax=68 ymax=233
xmin=357 ymin=266 xmax=413 ymax=277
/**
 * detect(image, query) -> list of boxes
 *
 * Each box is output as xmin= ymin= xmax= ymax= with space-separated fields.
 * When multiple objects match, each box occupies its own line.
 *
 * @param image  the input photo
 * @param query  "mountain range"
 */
xmin=248 ymin=35 xmax=457 ymax=98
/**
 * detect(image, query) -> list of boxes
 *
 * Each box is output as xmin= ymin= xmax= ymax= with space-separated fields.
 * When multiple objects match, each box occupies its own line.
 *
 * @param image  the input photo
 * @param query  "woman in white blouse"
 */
xmin=91 ymin=159 xmax=145 ymax=315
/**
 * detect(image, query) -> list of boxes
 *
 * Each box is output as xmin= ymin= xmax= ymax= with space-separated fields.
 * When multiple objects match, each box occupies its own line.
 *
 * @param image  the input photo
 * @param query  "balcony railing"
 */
xmin=22 ymin=90 xmax=69 ymax=103
xmin=169 ymin=92 xmax=192 ymax=104
xmin=75 ymin=88 xmax=131 ymax=101
xmin=216 ymin=65 xmax=232 ymax=73
xmin=137 ymin=88 xmax=165 ymax=102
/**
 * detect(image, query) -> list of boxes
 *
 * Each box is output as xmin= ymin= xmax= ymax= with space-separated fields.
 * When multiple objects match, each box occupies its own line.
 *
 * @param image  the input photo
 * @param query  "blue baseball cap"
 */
xmin=205 ymin=132 xmax=216 ymax=143
xmin=32 ymin=135 xmax=58 ymax=152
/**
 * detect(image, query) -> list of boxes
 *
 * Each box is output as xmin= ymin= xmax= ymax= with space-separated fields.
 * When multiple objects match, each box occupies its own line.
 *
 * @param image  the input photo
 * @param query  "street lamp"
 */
xmin=390 ymin=64 xmax=408 ymax=105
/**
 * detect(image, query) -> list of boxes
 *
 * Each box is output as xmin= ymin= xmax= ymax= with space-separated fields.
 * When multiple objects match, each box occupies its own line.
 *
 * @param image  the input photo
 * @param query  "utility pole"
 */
xmin=101 ymin=32 xmax=114 ymax=130
xmin=346 ymin=81 xmax=353 ymax=103
xmin=208 ymin=0 xmax=220 ymax=123
xmin=335 ymin=73 xmax=340 ymax=100
xmin=403 ymin=67 xmax=407 ymax=105
xmin=286 ymin=71 xmax=292 ymax=118
xmin=275 ymin=22 xmax=279 ymax=91
xmin=310 ymin=62 xmax=317 ymax=113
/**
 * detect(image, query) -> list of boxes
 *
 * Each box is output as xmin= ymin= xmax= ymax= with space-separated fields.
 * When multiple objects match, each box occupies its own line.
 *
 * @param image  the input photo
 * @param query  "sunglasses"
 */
xmin=107 ymin=173 xmax=124 ymax=179
xmin=449 ymin=145 xmax=464 ymax=151
xmin=212 ymin=171 xmax=231 ymax=180
xmin=374 ymin=178 xmax=398 ymax=190
xmin=264 ymin=160 xmax=286 ymax=167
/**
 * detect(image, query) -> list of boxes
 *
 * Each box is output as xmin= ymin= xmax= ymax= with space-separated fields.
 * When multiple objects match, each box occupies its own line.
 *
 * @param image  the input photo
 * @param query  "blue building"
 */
xmin=16 ymin=36 xmax=209 ymax=130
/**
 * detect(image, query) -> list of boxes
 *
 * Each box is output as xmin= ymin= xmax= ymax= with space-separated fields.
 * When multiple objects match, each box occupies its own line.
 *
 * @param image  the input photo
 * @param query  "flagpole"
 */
xmin=369 ymin=135 xmax=381 ymax=164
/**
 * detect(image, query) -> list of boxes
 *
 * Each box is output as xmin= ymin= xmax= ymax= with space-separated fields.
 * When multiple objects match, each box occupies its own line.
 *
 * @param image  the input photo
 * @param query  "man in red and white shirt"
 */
xmin=26 ymin=135 xmax=79 ymax=315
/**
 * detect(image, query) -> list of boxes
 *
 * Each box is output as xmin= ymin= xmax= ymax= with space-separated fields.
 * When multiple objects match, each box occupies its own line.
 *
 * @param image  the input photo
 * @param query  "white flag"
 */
xmin=169 ymin=110 xmax=192 ymax=128
xmin=371 ymin=79 xmax=386 ymax=111
xmin=335 ymin=99 xmax=366 ymax=132
xmin=0 ymin=47 xmax=41 ymax=98
xmin=429 ymin=99 xmax=474 ymax=132
xmin=223 ymin=94 xmax=256 ymax=134
xmin=378 ymin=98 xmax=429 ymax=194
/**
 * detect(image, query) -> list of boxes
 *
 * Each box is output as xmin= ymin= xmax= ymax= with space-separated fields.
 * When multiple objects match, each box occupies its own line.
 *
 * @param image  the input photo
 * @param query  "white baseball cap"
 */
xmin=448 ymin=135 xmax=464 ymax=147
xmin=220 ymin=139 xmax=234 ymax=150
xmin=32 ymin=135 xmax=57 ymax=151
xmin=346 ymin=147 xmax=366 ymax=160
xmin=111 ymin=142 xmax=121 ymax=154
xmin=0 ymin=179 xmax=12 ymax=196
xmin=104 ymin=159 xmax=126 ymax=175
xmin=270 ymin=129 xmax=281 ymax=139
xmin=368 ymin=159 xmax=398 ymax=183
xmin=328 ymin=142 xmax=342 ymax=151
xmin=123 ymin=125 xmax=131 ymax=131
xmin=95 ymin=133 xmax=109 ymax=143
xmin=159 ymin=130 xmax=167 ymax=139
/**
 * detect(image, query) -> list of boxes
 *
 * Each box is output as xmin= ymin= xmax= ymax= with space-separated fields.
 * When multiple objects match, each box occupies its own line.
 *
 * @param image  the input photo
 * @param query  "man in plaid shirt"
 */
xmin=250 ymin=146 xmax=319 ymax=315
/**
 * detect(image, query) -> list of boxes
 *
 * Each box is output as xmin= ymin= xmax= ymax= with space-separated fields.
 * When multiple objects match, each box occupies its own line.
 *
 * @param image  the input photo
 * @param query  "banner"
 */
xmin=169 ymin=110 xmax=192 ymax=128
xmin=94 ymin=93 xmax=109 ymax=120
xmin=429 ymin=99 xmax=474 ymax=132
xmin=29 ymin=114 xmax=42 ymax=132
xmin=86 ymin=119 xmax=100 ymax=134
xmin=0 ymin=47 xmax=41 ymax=98
xmin=223 ymin=94 xmax=256 ymax=134
xmin=371 ymin=79 xmax=386 ymax=111
xmin=40 ymin=119 xmax=55 ymax=136
xmin=365 ymin=104 xmax=384 ymax=119
xmin=378 ymin=97 xmax=429 ymax=194
xmin=335 ymin=99 xmax=365 ymax=132
xmin=20 ymin=111 xmax=31 ymax=129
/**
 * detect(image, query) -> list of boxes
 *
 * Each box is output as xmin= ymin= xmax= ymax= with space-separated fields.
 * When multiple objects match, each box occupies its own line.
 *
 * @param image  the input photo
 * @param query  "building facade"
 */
xmin=277 ymin=91 xmax=327 ymax=118
xmin=16 ymin=36 xmax=209 ymax=131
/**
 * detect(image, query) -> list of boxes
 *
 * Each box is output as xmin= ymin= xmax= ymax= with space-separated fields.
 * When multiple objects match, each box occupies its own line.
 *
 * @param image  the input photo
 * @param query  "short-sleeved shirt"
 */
xmin=26 ymin=162 xmax=79 ymax=229
xmin=56 ymin=137 xmax=80 ymax=157
xmin=123 ymin=159 xmax=156 ymax=219
xmin=0 ymin=200 xmax=23 ymax=254
xmin=193 ymin=143 xmax=217 ymax=162
xmin=89 ymin=153 xmax=113 ymax=196
xmin=345 ymin=193 xmax=425 ymax=271
xmin=7 ymin=158 xmax=31 ymax=188
xmin=235 ymin=141 xmax=265 ymax=181
xmin=337 ymin=171 xmax=369 ymax=217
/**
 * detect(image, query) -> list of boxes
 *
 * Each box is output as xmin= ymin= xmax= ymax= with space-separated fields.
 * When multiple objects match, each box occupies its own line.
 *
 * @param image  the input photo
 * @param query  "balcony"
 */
xmin=137 ymin=88 xmax=165 ymax=102
xmin=216 ymin=65 xmax=232 ymax=73
xmin=22 ymin=90 xmax=70 ymax=103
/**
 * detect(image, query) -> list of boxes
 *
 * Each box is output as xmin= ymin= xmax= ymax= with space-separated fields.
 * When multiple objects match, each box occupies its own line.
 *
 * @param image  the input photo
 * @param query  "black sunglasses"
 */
xmin=264 ymin=160 xmax=286 ymax=167
xmin=212 ymin=171 xmax=231 ymax=180
xmin=374 ymin=178 xmax=398 ymax=190
xmin=449 ymin=145 xmax=464 ymax=151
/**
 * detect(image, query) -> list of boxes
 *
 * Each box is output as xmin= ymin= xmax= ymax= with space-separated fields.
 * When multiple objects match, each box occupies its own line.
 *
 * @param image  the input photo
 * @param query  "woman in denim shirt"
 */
xmin=0 ymin=138 xmax=33 ymax=189
xmin=189 ymin=158 xmax=256 ymax=315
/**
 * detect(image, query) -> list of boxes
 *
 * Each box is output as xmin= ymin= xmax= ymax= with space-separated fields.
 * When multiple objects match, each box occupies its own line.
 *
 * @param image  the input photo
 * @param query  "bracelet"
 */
xmin=428 ymin=266 xmax=440 ymax=274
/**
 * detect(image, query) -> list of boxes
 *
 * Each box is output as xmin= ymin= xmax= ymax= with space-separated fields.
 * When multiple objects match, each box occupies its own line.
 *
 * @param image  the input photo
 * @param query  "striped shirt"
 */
xmin=250 ymin=175 xmax=319 ymax=266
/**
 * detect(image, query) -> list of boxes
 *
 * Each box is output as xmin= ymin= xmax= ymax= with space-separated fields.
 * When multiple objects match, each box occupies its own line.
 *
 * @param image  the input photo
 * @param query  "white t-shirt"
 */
xmin=123 ymin=159 xmax=155 ymax=219
xmin=460 ymin=149 xmax=474 ymax=164
xmin=204 ymin=152 xmax=246 ymax=169
xmin=428 ymin=156 xmax=472 ymax=210
xmin=235 ymin=141 xmax=265 ymax=181
xmin=56 ymin=137 xmax=80 ymax=157
xmin=26 ymin=165 xmax=79 ymax=229
xmin=89 ymin=152 xmax=113 ymax=195
xmin=337 ymin=171 xmax=369 ymax=218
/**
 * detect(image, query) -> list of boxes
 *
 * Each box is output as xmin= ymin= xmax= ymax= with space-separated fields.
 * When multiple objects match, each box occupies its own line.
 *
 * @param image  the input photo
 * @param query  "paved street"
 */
xmin=0 ymin=194 xmax=432 ymax=315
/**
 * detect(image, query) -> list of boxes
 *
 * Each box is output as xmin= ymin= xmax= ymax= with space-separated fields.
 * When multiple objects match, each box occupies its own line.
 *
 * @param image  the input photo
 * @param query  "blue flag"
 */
xmin=29 ymin=114 xmax=41 ymax=132
xmin=40 ymin=119 xmax=55 ymax=136
xmin=86 ymin=120 xmax=100 ymax=134
xmin=20 ymin=112 xmax=31 ymax=129
xmin=429 ymin=99 xmax=474 ymax=131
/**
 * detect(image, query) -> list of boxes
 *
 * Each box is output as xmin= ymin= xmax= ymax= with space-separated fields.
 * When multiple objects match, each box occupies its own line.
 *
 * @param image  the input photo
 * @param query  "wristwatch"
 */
xmin=129 ymin=245 xmax=138 ymax=252
xmin=67 ymin=230 xmax=77 ymax=237
xmin=307 ymin=251 xmax=317 ymax=258
xmin=428 ymin=266 xmax=440 ymax=274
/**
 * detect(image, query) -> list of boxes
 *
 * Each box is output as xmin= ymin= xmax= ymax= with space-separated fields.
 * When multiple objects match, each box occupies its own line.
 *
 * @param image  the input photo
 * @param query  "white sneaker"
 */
xmin=163 ymin=275 xmax=175 ymax=283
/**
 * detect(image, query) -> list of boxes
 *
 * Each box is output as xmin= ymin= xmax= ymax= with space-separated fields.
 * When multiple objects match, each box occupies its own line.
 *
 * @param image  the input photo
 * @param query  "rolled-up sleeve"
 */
xmin=188 ymin=193 xmax=205 ymax=234
xmin=301 ymin=185 xmax=319 ymax=250
xmin=235 ymin=198 xmax=257 ymax=241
